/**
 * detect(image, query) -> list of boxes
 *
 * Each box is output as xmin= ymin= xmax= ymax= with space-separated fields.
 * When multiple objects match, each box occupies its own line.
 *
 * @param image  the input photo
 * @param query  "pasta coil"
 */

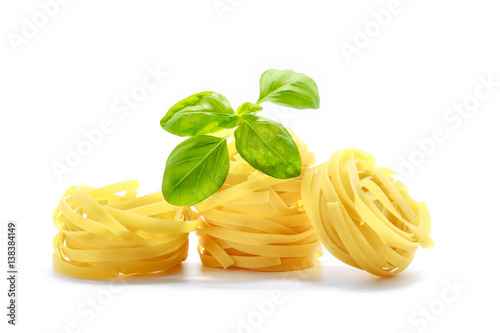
xmin=52 ymin=180 xmax=199 ymax=279
xmin=301 ymin=148 xmax=433 ymax=277
xmin=195 ymin=134 xmax=322 ymax=271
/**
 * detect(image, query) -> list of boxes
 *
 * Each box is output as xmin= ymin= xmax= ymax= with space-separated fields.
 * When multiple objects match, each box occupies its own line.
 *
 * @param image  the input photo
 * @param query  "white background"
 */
xmin=1 ymin=0 xmax=499 ymax=332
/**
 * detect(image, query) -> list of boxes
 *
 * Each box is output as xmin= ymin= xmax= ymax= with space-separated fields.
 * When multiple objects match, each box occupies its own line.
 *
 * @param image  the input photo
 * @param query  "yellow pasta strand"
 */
xmin=195 ymin=132 xmax=322 ymax=271
xmin=52 ymin=180 xmax=199 ymax=279
xmin=301 ymin=148 xmax=433 ymax=277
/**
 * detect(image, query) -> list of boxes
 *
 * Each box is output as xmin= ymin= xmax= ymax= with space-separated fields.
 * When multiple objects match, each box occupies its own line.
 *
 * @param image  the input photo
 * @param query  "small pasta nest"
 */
xmin=301 ymin=149 xmax=434 ymax=277
xmin=52 ymin=180 xmax=199 ymax=279
xmin=195 ymin=133 xmax=322 ymax=271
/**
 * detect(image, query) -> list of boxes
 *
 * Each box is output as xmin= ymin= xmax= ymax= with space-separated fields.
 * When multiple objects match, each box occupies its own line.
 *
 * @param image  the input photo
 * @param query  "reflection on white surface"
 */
xmin=52 ymin=258 xmax=420 ymax=291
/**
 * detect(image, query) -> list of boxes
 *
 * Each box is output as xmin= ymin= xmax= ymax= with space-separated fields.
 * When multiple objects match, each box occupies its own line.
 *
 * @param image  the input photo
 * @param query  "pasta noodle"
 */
xmin=195 ymin=133 xmax=322 ymax=271
xmin=52 ymin=180 xmax=199 ymax=279
xmin=301 ymin=148 xmax=434 ymax=277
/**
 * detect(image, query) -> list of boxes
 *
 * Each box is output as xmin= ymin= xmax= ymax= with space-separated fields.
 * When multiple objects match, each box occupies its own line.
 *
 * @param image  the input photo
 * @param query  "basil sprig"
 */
xmin=160 ymin=69 xmax=320 ymax=206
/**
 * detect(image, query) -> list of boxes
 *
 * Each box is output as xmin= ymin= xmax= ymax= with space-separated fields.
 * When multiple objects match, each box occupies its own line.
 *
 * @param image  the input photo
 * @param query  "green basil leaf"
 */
xmin=162 ymin=135 xmax=229 ymax=206
xmin=160 ymin=91 xmax=239 ymax=137
xmin=235 ymin=115 xmax=302 ymax=179
xmin=257 ymin=69 xmax=320 ymax=109
xmin=236 ymin=102 xmax=263 ymax=116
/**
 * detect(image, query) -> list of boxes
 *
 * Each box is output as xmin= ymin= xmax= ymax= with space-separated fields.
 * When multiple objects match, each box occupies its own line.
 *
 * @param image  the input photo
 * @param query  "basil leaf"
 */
xmin=236 ymin=102 xmax=263 ymax=116
xmin=162 ymin=135 xmax=229 ymax=206
xmin=160 ymin=91 xmax=239 ymax=137
xmin=235 ymin=115 xmax=302 ymax=179
xmin=257 ymin=69 xmax=320 ymax=109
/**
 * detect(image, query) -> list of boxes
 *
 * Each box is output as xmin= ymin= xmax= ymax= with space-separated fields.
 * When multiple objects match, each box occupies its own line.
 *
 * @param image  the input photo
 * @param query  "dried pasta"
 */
xmin=195 ymin=133 xmax=322 ymax=271
xmin=52 ymin=180 xmax=199 ymax=279
xmin=301 ymin=148 xmax=433 ymax=277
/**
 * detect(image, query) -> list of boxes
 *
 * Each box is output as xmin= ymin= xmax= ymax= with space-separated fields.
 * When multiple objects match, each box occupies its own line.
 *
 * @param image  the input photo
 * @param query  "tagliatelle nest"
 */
xmin=194 ymin=132 xmax=322 ymax=271
xmin=301 ymin=149 xmax=434 ymax=277
xmin=52 ymin=180 xmax=199 ymax=279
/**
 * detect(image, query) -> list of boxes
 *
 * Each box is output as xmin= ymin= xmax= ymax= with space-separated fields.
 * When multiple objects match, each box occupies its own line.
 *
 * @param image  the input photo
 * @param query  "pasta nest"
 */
xmin=301 ymin=148 xmax=434 ymax=277
xmin=195 ymin=133 xmax=322 ymax=271
xmin=52 ymin=180 xmax=199 ymax=279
